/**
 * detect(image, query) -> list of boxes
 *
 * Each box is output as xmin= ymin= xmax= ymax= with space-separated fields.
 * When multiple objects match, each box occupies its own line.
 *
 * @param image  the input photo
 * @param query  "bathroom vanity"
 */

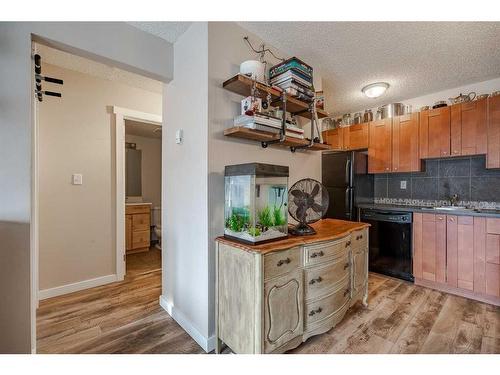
xmin=215 ymin=219 xmax=369 ymax=354
xmin=125 ymin=203 xmax=151 ymax=254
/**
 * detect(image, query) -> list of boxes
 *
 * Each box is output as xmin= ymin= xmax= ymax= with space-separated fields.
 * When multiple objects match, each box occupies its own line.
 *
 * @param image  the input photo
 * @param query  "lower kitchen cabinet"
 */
xmin=215 ymin=224 xmax=369 ymax=354
xmin=413 ymin=213 xmax=500 ymax=305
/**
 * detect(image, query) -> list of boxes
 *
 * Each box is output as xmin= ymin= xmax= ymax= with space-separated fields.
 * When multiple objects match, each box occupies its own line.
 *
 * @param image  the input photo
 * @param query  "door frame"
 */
xmin=112 ymin=106 xmax=162 ymax=280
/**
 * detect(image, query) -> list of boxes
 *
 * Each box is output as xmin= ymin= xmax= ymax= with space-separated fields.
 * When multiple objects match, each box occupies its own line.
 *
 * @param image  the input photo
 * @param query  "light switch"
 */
xmin=72 ymin=174 xmax=83 ymax=185
xmin=400 ymin=180 xmax=407 ymax=190
xmin=175 ymin=129 xmax=183 ymax=144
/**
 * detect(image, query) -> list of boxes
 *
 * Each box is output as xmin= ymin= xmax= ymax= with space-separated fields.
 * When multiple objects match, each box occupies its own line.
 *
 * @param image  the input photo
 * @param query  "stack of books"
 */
xmin=269 ymin=57 xmax=314 ymax=103
xmin=234 ymin=113 xmax=305 ymax=140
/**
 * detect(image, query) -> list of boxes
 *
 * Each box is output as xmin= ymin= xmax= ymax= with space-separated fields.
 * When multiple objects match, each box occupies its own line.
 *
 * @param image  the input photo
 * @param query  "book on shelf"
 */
xmin=280 ymin=81 xmax=315 ymax=97
xmin=234 ymin=113 xmax=282 ymax=128
xmin=271 ymin=75 xmax=313 ymax=91
xmin=269 ymin=57 xmax=313 ymax=80
xmin=270 ymin=69 xmax=313 ymax=86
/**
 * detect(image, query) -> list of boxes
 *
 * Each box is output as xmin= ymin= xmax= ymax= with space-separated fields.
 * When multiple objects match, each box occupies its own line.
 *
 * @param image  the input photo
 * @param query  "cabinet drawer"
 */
xmin=304 ymin=255 xmax=350 ymax=301
xmin=264 ymin=247 xmax=301 ymax=280
xmin=126 ymin=204 xmax=151 ymax=215
xmin=132 ymin=213 xmax=150 ymax=230
xmin=304 ymin=237 xmax=350 ymax=266
xmin=304 ymin=279 xmax=350 ymax=327
xmin=351 ymin=228 xmax=368 ymax=250
xmin=132 ymin=229 xmax=150 ymax=248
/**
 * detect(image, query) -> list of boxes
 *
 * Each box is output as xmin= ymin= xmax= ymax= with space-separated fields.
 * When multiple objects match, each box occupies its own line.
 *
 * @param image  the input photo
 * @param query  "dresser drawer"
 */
xmin=304 ymin=236 xmax=351 ymax=266
xmin=132 ymin=229 xmax=150 ymax=248
xmin=304 ymin=255 xmax=350 ymax=301
xmin=264 ymin=247 xmax=301 ymax=280
xmin=126 ymin=205 xmax=151 ymax=215
xmin=351 ymin=228 xmax=368 ymax=250
xmin=304 ymin=279 xmax=350 ymax=327
xmin=132 ymin=213 xmax=150 ymax=231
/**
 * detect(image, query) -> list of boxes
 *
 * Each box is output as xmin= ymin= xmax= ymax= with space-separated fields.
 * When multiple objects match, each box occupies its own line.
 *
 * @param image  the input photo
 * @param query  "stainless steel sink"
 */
xmin=432 ymin=206 xmax=469 ymax=211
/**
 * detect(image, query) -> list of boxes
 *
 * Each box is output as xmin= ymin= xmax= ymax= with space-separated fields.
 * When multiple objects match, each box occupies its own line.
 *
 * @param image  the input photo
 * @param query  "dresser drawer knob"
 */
xmin=345 ymin=241 xmax=351 ymax=248
xmin=277 ymin=258 xmax=291 ymax=267
xmin=343 ymin=262 xmax=349 ymax=270
xmin=344 ymin=288 xmax=350 ymax=297
xmin=308 ymin=307 xmax=323 ymax=316
xmin=310 ymin=250 xmax=324 ymax=258
xmin=309 ymin=276 xmax=323 ymax=285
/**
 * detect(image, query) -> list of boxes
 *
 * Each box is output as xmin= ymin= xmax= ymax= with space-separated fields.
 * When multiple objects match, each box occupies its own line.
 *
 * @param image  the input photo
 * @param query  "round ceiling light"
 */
xmin=362 ymin=82 xmax=390 ymax=98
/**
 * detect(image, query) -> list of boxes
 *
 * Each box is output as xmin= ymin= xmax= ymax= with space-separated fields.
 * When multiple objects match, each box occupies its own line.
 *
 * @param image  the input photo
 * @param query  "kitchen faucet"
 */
xmin=449 ymin=194 xmax=459 ymax=206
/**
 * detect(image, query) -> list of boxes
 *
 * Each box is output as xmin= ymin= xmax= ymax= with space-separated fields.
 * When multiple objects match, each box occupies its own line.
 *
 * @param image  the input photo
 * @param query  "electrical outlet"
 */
xmin=72 ymin=174 xmax=83 ymax=185
xmin=400 ymin=180 xmax=407 ymax=190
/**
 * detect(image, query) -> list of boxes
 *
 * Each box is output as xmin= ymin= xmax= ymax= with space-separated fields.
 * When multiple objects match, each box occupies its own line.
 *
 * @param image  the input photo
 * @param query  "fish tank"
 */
xmin=224 ymin=163 xmax=289 ymax=245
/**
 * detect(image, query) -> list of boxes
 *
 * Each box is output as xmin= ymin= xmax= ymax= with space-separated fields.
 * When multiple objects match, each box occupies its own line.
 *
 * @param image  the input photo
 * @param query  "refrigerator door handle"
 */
xmin=345 ymin=159 xmax=351 ymax=185
xmin=345 ymin=188 xmax=350 ymax=216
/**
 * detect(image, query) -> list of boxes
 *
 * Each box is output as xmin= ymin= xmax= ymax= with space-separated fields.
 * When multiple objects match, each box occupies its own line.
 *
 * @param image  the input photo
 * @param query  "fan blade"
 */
xmin=310 ymin=184 xmax=320 ymax=198
xmin=311 ymin=203 xmax=323 ymax=213
xmin=296 ymin=205 xmax=307 ymax=221
xmin=290 ymin=189 xmax=306 ymax=199
xmin=293 ymin=197 xmax=303 ymax=207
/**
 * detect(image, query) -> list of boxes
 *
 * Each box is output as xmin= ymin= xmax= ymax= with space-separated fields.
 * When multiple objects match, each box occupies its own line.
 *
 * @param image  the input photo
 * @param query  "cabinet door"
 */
xmin=447 ymin=215 xmax=474 ymax=290
xmin=487 ymin=95 xmax=500 ymax=169
xmin=352 ymin=247 xmax=368 ymax=295
xmin=368 ymin=118 xmax=392 ymax=173
xmin=264 ymin=271 xmax=303 ymax=353
xmin=450 ymin=99 xmax=487 ymax=156
xmin=126 ymin=215 xmax=133 ymax=251
xmin=416 ymin=214 xmax=446 ymax=283
xmin=392 ymin=113 xmax=420 ymax=173
xmin=344 ymin=123 xmax=369 ymax=150
xmin=322 ymin=128 xmax=344 ymax=151
xmin=420 ymin=107 xmax=450 ymax=158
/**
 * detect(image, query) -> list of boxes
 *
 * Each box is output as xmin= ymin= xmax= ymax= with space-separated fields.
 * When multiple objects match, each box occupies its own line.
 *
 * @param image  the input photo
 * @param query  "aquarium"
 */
xmin=224 ymin=163 xmax=289 ymax=245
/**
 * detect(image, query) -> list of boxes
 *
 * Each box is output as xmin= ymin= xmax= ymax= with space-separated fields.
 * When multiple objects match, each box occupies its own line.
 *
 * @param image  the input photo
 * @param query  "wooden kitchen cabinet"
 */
xmin=419 ymin=107 xmax=451 ymax=158
xmin=487 ymin=95 xmax=500 ymax=169
xmin=414 ymin=213 xmax=500 ymax=305
xmin=392 ymin=113 xmax=421 ymax=172
xmin=450 ymin=99 xmax=487 ymax=157
xmin=343 ymin=122 xmax=369 ymax=150
xmin=368 ymin=118 xmax=392 ymax=173
xmin=125 ymin=204 xmax=151 ymax=254
xmin=322 ymin=128 xmax=344 ymax=151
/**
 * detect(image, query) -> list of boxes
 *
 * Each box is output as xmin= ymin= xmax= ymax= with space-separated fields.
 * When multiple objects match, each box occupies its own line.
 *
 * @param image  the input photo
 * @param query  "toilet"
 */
xmin=152 ymin=206 xmax=162 ymax=249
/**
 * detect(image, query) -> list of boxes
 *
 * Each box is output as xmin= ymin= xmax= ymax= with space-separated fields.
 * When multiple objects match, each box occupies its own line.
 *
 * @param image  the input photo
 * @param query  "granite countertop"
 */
xmin=357 ymin=203 xmax=500 ymax=218
xmin=216 ymin=218 xmax=370 ymax=254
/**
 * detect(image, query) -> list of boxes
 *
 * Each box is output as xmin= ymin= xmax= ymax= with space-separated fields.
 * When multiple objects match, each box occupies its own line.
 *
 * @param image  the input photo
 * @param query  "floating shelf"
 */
xmin=222 ymin=74 xmax=329 ymax=120
xmin=224 ymin=127 xmax=331 ymax=151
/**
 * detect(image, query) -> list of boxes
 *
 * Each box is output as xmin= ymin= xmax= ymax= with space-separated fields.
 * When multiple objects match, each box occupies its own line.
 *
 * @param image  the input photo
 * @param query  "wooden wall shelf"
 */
xmin=224 ymin=127 xmax=331 ymax=151
xmin=222 ymin=74 xmax=329 ymax=120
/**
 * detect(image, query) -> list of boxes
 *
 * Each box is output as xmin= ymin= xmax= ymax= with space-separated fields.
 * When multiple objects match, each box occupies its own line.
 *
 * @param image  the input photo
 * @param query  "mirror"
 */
xmin=126 ymin=148 xmax=142 ymax=197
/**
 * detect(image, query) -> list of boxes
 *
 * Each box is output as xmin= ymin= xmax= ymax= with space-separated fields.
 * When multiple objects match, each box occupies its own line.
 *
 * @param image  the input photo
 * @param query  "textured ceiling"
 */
xmin=126 ymin=119 xmax=162 ymax=139
xmin=127 ymin=22 xmax=192 ymax=43
xmin=239 ymin=22 xmax=500 ymax=115
xmin=37 ymin=44 xmax=163 ymax=93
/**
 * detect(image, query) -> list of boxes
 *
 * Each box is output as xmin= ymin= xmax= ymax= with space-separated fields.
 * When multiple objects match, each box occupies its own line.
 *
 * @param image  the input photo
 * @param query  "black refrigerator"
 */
xmin=322 ymin=151 xmax=374 ymax=221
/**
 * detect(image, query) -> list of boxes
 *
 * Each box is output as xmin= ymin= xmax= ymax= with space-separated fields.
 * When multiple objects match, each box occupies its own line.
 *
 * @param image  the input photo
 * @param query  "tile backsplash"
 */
xmin=374 ymin=155 xmax=500 ymax=203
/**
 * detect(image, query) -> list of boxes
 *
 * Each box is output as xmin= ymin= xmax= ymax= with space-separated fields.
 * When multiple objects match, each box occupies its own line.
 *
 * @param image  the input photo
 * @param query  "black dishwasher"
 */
xmin=360 ymin=209 xmax=414 ymax=282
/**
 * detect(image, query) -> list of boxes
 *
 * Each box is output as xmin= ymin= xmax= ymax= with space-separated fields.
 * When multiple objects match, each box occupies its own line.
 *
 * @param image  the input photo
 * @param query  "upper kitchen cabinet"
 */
xmin=487 ymin=95 xmax=500 ymax=169
xmin=343 ymin=123 xmax=369 ymax=150
xmin=368 ymin=118 xmax=392 ymax=173
xmin=419 ymin=106 xmax=451 ymax=159
xmin=322 ymin=128 xmax=344 ymax=151
xmin=450 ymin=99 xmax=487 ymax=157
xmin=392 ymin=113 xmax=421 ymax=173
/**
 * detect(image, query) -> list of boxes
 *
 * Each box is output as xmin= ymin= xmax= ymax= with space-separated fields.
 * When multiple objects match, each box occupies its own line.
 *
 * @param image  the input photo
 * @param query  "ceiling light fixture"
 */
xmin=362 ymin=82 xmax=390 ymax=98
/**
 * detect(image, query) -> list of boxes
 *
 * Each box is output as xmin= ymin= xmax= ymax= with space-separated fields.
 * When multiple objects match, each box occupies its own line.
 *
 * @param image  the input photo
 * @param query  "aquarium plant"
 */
xmin=248 ymin=227 xmax=261 ymax=237
xmin=225 ymin=207 xmax=250 ymax=232
xmin=257 ymin=206 xmax=274 ymax=231
xmin=273 ymin=205 xmax=287 ymax=226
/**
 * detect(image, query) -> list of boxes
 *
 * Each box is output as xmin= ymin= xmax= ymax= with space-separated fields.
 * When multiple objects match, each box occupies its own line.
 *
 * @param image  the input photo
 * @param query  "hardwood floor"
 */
xmin=37 ymin=269 xmax=499 ymax=354
xmin=289 ymin=273 xmax=500 ymax=354
xmin=36 ymin=249 xmax=204 ymax=354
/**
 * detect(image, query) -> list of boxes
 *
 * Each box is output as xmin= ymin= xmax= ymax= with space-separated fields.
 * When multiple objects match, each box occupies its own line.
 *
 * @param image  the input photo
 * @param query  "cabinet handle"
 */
xmin=385 ymin=167 xmax=390 ymax=171
xmin=394 ymin=167 xmax=398 ymax=171
xmin=449 ymin=217 xmax=455 ymax=222
xmin=356 ymin=234 xmax=363 ymax=240
xmin=309 ymin=276 xmax=323 ymax=285
xmin=308 ymin=307 xmax=323 ymax=316
xmin=345 ymin=241 xmax=351 ymax=248
xmin=453 ymin=150 xmax=459 ymax=154
xmin=277 ymin=258 xmax=291 ymax=267
xmin=344 ymin=289 xmax=350 ymax=297
xmin=343 ymin=262 xmax=349 ymax=270
xmin=438 ymin=216 xmax=444 ymax=220
xmin=310 ymin=250 xmax=324 ymax=258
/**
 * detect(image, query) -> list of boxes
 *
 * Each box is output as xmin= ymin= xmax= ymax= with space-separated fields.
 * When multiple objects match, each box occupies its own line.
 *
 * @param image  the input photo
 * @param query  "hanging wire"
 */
xmin=243 ymin=36 xmax=285 ymax=63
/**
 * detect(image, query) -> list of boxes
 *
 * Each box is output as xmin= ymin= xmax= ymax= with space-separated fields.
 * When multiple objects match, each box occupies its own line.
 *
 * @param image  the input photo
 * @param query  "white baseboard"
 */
xmin=38 ymin=274 xmax=118 ymax=300
xmin=159 ymin=295 xmax=215 ymax=353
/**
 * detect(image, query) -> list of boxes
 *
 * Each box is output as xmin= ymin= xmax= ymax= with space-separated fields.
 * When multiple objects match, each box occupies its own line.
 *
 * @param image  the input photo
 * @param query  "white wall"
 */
xmin=0 ymin=22 xmax=172 ymax=353
xmin=162 ymin=22 xmax=210 ymax=351
xmin=38 ymin=64 xmax=161 ymax=292
xmin=125 ymin=134 xmax=162 ymax=208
